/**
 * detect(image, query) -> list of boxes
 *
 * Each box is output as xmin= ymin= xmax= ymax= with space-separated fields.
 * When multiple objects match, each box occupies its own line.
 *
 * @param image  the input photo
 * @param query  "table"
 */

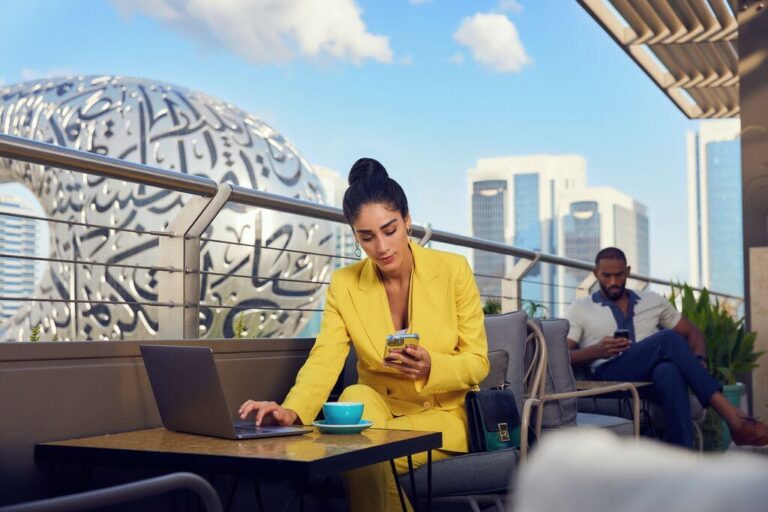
xmin=36 ymin=427 xmax=442 ymax=512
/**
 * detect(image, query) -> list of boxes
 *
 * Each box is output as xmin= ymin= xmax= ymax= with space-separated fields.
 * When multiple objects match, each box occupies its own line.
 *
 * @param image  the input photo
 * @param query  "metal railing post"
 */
xmin=157 ymin=184 xmax=232 ymax=339
xmin=575 ymin=273 xmax=597 ymax=298
xmin=504 ymin=254 xmax=541 ymax=312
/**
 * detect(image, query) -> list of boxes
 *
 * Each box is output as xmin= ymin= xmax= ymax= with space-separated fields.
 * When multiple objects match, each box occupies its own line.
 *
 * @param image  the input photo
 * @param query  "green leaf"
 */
xmin=668 ymin=283 xmax=763 ymax=385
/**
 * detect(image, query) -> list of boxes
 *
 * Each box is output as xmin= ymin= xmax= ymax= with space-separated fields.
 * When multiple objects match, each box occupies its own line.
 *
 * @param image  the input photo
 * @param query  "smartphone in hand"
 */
xmin=613 ymin=328 xmax=630 ymax=339
xmin=384 ymin=333 xmax=420 ymax=360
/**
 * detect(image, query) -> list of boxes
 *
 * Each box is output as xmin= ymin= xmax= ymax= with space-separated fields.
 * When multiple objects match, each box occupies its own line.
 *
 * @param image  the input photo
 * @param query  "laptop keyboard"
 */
xmin=235 ymin=424 xmax=267 ymax=433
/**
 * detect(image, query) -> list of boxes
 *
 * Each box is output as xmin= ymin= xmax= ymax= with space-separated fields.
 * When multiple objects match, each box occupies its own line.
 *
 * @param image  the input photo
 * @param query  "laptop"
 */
xmin=140 ymin=345 xmax=311 ymax=440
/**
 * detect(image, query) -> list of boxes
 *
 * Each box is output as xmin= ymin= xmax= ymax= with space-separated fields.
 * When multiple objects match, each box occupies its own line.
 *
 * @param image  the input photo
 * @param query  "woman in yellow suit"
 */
xmin=239 ymin=158 xmax=489 ymax=512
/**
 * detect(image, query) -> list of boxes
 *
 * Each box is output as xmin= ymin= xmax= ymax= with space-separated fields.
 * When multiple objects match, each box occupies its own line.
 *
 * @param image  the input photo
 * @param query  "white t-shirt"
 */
xmin=565 ymin=289 xmax=682 ymax=369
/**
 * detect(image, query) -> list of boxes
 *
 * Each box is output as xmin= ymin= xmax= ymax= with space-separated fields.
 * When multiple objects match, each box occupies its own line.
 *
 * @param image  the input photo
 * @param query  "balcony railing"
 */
xmin=0 ymin=132 xmax=743 ymax=341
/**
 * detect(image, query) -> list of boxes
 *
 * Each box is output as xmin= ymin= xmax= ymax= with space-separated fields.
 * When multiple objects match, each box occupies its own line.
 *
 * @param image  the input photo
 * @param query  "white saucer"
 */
xmin=312 ymin=420 xmax=373 ymax=434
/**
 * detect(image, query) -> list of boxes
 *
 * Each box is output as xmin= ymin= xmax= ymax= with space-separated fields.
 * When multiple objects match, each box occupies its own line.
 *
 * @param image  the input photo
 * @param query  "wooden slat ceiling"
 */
xmin=579 ymin=0 xmax=739 ymax=118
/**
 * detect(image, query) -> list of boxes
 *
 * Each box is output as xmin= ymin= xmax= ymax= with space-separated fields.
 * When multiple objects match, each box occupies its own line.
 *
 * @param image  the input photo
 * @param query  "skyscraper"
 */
xmin=557 ymin=187 xmax=649 ymax=313
xmin=687 ymin=119 xmax=743 ymax=297
xmin=468 ymin=155 xmax=586 ymax=309
xmin=0 ymin=196 xmax=39 ymax=323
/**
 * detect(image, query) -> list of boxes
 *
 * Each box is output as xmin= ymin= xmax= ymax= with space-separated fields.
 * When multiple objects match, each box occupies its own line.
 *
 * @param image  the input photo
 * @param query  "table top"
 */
xmin=575 ymin=380 xmax=653 ymax=390
xmin=35 ymin=427 xmax=442 ymax=480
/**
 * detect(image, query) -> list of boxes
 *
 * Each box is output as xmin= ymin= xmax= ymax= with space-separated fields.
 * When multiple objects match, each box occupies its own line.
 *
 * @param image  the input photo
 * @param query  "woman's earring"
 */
xmin=407 ymin=227 xmax=413 ymax=238
xmin=354 ymin=242 xmax=361 ymax=258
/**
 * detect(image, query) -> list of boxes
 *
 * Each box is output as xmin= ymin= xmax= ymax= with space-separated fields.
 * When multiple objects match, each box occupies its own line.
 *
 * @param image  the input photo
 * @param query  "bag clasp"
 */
xmin=497 ymin=422 xmax=510 ymax=442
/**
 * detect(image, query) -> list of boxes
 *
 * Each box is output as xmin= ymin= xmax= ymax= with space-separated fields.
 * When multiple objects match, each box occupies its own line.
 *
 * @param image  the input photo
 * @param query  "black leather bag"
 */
xmin=465 ymin=386 xmax=521 ymax=452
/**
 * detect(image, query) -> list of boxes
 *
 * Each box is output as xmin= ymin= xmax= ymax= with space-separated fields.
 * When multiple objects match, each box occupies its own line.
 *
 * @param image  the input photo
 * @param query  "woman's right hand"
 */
xmin=238 ymin=400 xmax=299 ymax=426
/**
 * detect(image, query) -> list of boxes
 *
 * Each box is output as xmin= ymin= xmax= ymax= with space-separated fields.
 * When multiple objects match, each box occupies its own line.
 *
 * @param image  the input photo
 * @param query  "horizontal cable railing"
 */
xmin=0 ymin=132 xmax=744 ymax=341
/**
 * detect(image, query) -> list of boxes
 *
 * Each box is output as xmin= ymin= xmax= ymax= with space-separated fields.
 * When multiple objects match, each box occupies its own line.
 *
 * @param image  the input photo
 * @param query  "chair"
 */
xmin=342 ymin=310 xmax=538 ymax=511
xmin=521 ymin=318 xmax=640 ymax=458
xmin=573 ymin=356 xmax=707 ymax=451
xmin=0 ymin=472 xmax=222 ymax=512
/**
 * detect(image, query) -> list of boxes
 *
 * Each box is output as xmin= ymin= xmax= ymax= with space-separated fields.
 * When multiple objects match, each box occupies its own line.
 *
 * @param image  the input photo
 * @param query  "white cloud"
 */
xmin=448 ymin=52 xmax=465 ymax=65
xmin=453 ymin=13 xmax=530 ymax=73
xmin=112 ymin=0 xmax=393 ymax=65
xmin=19 ymin=67 xmax=76 ymax=81
xmin=498 ymin=0 xmax=523 ymax=13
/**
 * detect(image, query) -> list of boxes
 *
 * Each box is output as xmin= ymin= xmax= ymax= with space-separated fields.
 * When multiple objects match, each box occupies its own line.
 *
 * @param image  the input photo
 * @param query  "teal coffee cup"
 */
xmin=323 ymin=402 xmax=364 ymax=425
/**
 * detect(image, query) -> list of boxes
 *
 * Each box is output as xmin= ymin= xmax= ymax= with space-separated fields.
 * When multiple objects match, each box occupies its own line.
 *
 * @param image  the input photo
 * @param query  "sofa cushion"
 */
xmin=484 ymin=311 xmax=529 ymax=413
xmin=400 ymin=448 xmax=519 ymax=498
xmin=574 ymin=412 xmax=634 ymax=436
xmin=531 ymin=318 xmax=578 ymax=428
xmin=479 ymin=350 xmax=510 ymax=390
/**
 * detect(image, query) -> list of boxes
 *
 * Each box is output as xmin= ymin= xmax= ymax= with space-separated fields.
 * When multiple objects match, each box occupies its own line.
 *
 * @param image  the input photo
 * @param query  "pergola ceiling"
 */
xmin=579 ymin=0 xmax=740 ymax=119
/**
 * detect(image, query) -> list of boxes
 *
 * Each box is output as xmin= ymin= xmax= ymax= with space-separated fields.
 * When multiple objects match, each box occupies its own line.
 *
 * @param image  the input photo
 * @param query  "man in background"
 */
xmin=565 ymin=247 xmax=768 ymax=448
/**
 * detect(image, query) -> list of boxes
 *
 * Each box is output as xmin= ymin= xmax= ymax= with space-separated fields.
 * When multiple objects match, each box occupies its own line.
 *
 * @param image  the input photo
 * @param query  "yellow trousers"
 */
xmin=339 ymin=385 xmax=459 ymax=512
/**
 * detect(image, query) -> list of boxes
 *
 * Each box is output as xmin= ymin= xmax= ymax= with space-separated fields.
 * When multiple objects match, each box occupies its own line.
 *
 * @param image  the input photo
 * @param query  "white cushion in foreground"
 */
xmin=512 ymin=430 xmax=768 ymax=512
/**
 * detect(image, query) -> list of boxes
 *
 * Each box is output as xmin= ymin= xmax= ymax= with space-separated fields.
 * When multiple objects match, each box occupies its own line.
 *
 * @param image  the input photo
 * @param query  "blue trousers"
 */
xmin=593 ymin=329 xmax=721 ymax=447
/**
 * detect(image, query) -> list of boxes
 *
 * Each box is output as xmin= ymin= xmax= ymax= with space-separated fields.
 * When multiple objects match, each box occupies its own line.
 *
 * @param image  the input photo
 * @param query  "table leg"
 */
xmin=224 ymin=475 xmax=239 ymax=512
xmin=251 ymin=477 xmax=265 ymax=511
xmin=427 ymin=450 xmax=432 ymax=512
xmin=77 ymin=464 xmax=92 ymax=492
xmin=407 ymin=455 xmax=419 ymax=512
xmin=390 ymin=459 xmax=407 ymax=512
xmin=47 ymin=462 xmax=56 ymax=497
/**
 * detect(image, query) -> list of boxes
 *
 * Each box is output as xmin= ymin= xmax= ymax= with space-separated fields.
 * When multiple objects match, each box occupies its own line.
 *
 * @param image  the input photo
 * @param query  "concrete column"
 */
xmin=738 ymin=0 xmax=768 ymax=417
xmin=749 ymin=248 xmax=768 ymax=419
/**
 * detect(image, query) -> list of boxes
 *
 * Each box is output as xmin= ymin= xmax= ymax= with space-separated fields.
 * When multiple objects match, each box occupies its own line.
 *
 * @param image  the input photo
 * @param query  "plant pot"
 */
xmin=720 ymin=382 xmax=745 ymax=449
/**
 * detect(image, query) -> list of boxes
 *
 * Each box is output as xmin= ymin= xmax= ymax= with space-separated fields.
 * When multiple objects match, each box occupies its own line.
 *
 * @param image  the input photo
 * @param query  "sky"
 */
xmin=0 ymin=0 xmax=700 ymax=282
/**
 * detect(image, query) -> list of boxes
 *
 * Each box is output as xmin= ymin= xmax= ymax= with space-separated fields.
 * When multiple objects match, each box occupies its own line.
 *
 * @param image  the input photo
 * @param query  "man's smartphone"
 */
xmin=384 ymin=333 xmax=420 ymax=360
xmin=613 ymin=328 xmax=631 ymax=339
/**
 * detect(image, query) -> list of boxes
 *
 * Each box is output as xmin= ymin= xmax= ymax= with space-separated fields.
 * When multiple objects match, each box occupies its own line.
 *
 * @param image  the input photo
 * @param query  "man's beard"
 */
xmin=601 ymin=283 xmax=625 ymax=301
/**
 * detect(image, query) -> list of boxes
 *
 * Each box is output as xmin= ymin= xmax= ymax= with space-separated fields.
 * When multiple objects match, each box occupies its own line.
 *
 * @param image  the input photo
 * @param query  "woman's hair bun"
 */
xmin=348 ymin=157 xmax=388 ymax=186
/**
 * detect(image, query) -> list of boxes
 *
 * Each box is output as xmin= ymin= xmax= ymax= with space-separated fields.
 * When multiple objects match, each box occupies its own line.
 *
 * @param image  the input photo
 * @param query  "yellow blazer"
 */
xmin=282 ymin=242 xmax=489 ymax=452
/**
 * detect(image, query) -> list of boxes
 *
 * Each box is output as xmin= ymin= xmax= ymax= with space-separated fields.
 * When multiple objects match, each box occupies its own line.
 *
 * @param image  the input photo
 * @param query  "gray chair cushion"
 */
xmin=574 ymin=412 xmax=634 ymax=436
xmin=484 ymin=311 xmax=528 ymax=413
xmin=532 ymin=318 xmax=578 ymax=428
xmin=479 ymin=350 xmax=509 ymax=390
xmin=400 ymin=448 xmax=519 ymax=498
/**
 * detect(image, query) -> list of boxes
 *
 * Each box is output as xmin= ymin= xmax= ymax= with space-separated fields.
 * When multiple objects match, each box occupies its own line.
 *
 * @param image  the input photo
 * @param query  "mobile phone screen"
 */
xmin=384 ymin=333 xmax=419 ymax=359
xmin=613 ymin=329 xmax=630 ymax=339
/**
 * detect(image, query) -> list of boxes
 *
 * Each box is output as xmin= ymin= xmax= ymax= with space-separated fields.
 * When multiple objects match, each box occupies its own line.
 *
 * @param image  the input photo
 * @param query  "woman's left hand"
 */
xmin=384 ymin=345 xmax=431 ymax=380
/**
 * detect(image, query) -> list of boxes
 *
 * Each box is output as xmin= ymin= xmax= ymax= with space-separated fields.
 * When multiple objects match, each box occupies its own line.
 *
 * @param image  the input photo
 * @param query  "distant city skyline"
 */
xmin=0 ymin=0 xmax=725 ymax=287
xmin=467 ymin=153 xmax=649 ymax=313
xmin=468 ymin=154 xmax=586 ymax=310
xmin=557 ymin=186 xmax=649 ymax=313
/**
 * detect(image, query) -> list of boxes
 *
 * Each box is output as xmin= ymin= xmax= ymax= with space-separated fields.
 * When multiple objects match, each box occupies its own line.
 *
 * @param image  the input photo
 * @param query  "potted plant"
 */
xmin=483 ymin=299 xmax=502 ymax=315
xmin=669 ymin=284 xmax=764 ymax=450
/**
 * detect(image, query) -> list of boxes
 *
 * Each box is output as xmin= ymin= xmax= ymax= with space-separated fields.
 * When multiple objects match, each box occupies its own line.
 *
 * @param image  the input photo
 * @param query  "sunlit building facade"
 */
xmin=687 ymin=119 xmax=743 ymax=297
xmin=0 ymin=196 xmax=39 ymax=323
xmin=557 ymin=187 xmax=649 ymax=314
xmin=468 ymin=155 xmax=586 ymax=310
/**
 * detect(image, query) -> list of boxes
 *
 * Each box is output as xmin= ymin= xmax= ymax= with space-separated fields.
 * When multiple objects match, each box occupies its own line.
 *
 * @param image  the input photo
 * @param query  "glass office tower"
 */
xmin=0 ymin=196 xmax=39 ymax=323
xmin=471 ymin=180 xmax=508 ymax=300
xmin=558 ymin=188 xmax=649 ymax=314
xmin=687 ymin=119 xmax=743 ymax=296
xmin=468 ymin=155 xmax=586 ymax=311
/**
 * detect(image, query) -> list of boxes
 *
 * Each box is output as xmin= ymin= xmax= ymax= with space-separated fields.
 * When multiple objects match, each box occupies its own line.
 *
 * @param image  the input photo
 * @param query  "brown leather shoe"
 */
xmin=731 ymin=417 xmax=768 ymax=447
